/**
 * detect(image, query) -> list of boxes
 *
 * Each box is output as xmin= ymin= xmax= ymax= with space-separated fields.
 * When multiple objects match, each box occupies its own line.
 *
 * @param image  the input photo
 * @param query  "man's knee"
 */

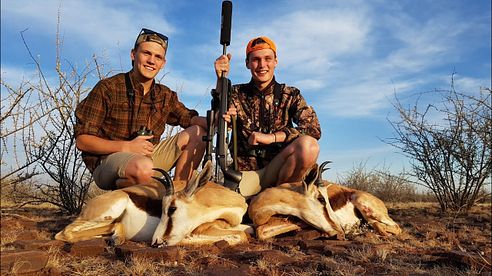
xmin=188 ymin=125 xmax=206 ymax=137
xmin=190 ymin=125 xmax=206 ymax=144
xmin=126 ymin=156 xmax=153 ymax=184
xmin=293 ymin=135 xmax=319 ymax=164
xmin=178 ymin=125 xmax=206 ymax=149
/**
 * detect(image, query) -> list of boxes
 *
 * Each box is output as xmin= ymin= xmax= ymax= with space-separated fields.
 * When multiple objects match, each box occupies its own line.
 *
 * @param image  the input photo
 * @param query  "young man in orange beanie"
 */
xmin=214 ymin=36 xmax=321 ymax=196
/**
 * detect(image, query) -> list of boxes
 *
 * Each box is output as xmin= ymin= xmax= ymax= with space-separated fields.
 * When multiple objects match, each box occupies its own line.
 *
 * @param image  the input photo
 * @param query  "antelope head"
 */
xmin=152 ymin=161 xmax=249 ymax=246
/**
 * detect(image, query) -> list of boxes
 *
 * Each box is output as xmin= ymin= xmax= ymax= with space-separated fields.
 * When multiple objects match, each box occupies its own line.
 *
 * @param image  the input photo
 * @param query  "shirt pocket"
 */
xmin=150 ymin=96 xmax=169 ymax=127
xmin=107 ymin=101 xmax=131 ymax=133
xmin=148 ymin=108 xmax=168 ymax=135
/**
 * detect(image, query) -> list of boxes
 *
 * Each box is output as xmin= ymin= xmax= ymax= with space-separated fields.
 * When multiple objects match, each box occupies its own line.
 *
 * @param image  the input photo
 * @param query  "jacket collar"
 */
xmin=247 ymin=76 xmax=277 ymax=95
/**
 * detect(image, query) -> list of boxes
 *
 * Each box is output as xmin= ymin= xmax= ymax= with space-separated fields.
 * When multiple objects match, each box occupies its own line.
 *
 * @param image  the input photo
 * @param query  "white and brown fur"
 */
xmin=55 ymin=161 xmax=251 ymax=246
xmin=248 ymin=162 xmax=402 ymax=240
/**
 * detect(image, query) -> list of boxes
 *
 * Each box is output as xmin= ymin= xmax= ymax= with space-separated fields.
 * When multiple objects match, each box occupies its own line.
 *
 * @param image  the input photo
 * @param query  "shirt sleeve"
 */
xmin=280 ymin=88 xmax=321 ymax=143
xmin=74 ymin=81 xmax=108 ymax=138
xmin=166 ymin=90 xmax=199 ymax=128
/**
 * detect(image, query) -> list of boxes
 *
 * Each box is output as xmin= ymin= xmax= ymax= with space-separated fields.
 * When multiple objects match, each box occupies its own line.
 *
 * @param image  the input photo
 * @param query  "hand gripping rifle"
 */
xmin=203 ymin=0 xmax=242 ymax=190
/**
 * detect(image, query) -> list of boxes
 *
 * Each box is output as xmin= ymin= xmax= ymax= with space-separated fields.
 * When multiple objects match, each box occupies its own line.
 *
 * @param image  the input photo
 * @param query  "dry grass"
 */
xmin=0 ymin=219 xmax=24 ymax=249
xmin=123 ymin=256 xmax=172 ymax=275
xmin=1 ymin=200 xmax=490 ymax=275
xmin=45 ymin=246 xmax=65 ymax=270
xmin=254 ymin=258 xmax=279 ymax=274
xmin=68 ymin=256 xmax=118 ymax=275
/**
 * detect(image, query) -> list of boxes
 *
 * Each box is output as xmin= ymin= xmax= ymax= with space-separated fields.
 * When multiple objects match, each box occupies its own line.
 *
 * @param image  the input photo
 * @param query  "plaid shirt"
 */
xmin=75 ymin=71 xmax=198 ymax=172
xmin=230 ymin=78 xmax=321 ymax=171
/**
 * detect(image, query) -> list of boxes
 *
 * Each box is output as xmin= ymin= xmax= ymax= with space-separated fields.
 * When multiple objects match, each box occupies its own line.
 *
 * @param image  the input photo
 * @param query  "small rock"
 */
xmin=214 ymin=240 xmax=230 ymax=249
xmin=298 ymin=240 xmax=325 ymax=251
xmin=66 ymin=238 xmax=106 ymax=257
xmin=10 ymin=239 xmax=65 ymax=251
xmin=115 ymin=245 xmax=183 ymax=262
xmin=0 ymin=250 xmax=48 ymax=274
xmin=294 ymin=230 xmax=321 ymax=240
xmin=204 ymin=265 xmax=250 ymax=276
xmin=257 ymin=250 xmax=294 ymax=264
xmin=35 ymin=266 xmax=62 ymax=276
xmin=15 ymin=230 xmax=37 ymax=240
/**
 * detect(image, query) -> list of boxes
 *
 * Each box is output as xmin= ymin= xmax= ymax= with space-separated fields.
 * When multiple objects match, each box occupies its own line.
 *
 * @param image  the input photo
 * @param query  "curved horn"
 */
xmin=319 ymin=161 xmax=332 ymax=174
xmin=152 ymin=168 xmax=174 ymax=196
xmin=315 ymin=161 xmax=332 ymax=187
xmin=303 ymin=164 xmax=319 ymax=188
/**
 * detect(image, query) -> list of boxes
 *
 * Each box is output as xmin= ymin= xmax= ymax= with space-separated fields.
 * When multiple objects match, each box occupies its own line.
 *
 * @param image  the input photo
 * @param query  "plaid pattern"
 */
xmin=230 ymin=78 xmax=321 ymax=171
xmin=75 ymin=71 xmax=198 ymax=172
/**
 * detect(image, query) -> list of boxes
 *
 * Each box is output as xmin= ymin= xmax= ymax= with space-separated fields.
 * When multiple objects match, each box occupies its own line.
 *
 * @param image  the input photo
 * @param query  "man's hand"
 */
xmin=126 ymin=135 xmax=154 ymax=156
xmin=222 ymin=106 xmax=237 ymax=123
xmin=214 ymin=53 xmax=232 ymax=78
xmin=248 ymin=131 xmax=275 ymax=146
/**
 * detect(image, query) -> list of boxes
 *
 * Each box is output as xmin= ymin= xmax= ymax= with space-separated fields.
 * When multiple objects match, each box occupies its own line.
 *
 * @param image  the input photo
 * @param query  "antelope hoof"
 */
xmin=151 ymin=241 xmax=167 ymax=248
xmin=151 ymin=237 xmax=167 ymax=247
xmin=110 ymin=234 xmax=125 ymax=246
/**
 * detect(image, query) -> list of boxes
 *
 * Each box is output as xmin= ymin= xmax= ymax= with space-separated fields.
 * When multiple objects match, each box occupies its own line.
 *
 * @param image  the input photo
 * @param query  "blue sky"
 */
xmin=1 ymin=0 xmax=491 ymax=179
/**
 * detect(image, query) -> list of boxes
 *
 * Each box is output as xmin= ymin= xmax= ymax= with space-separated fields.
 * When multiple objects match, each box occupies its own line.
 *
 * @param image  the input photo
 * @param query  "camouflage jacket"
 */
xmin=229 ymin=78 xmax=321 ymax=171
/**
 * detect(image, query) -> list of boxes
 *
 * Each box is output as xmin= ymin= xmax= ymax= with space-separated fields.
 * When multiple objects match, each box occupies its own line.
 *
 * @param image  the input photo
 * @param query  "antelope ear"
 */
xmin=197 ymin=161 xmax=213 ymax=187
xmin=184 ymin=161 xmax=213 ymax=198
xmin=184 ymin=170 xmax=200 ymax=198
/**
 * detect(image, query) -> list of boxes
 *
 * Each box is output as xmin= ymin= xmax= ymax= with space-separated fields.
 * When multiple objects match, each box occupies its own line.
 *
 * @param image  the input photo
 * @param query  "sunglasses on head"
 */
xmin=134 ymin=28 xmax=168 ymax=49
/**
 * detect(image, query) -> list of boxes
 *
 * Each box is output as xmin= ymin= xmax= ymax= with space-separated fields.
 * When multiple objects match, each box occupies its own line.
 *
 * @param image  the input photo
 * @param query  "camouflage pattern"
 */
xmin=230 ymin=78 xmax=321 ymax=171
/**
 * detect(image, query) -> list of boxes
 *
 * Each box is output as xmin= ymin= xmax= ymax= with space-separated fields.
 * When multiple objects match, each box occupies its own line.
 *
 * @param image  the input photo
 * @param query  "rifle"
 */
xmin=203 ymin=0 xmax=242 ymax=190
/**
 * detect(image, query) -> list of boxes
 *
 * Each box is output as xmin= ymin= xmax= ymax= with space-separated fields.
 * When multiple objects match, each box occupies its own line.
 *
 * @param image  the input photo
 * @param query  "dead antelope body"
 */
xmin=248 ymin=162 xmax=402 ymax=240
xmin=55 ymin=161 xmax=250 ymax=246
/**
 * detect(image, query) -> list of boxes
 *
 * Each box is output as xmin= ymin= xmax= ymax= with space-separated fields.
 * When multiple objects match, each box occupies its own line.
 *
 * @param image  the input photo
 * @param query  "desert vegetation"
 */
xmin=385 ymin=77 xmax=491 ymax=213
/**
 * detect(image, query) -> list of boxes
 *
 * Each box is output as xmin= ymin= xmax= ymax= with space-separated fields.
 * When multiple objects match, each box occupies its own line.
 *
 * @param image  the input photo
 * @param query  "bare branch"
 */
xmin=384 ymin=76 xmax=491 ymax=213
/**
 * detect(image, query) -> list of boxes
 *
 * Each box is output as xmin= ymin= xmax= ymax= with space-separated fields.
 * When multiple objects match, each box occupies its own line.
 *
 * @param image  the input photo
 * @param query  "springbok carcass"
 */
xmin=55 ymin=161 xmax=251 ymax=246
xmin=248 ymin=162 xmax=402 ymax=240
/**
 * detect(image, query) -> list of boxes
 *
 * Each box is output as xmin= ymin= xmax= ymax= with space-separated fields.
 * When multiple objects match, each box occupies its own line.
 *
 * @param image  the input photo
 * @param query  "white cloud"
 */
xmin=291 ymin=79 xmax=326 ymax=91
xmin=162 ymin=74 xmax=213 ymax=98
xmin=2 ymin=0 xmax=175 ymax=52
xmin=0 ymin=65 xmax=38 ymax=88
xmin=451 ymin=75 xmax=491 ymax=93
xmin=273 ymin=9 xmax=370 ymax=67
xmin=286 ymin=2 xmax=484 ymax=118
xmin=230 ymin=6 xmax=371 ymax=76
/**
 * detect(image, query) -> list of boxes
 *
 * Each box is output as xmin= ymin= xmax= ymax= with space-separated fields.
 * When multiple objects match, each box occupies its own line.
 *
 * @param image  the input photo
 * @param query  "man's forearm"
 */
xmin=191 ymin=116 xmax=208 ymax=130
xmin=272 ymin=131 xmax=286 ymax=143
xmin=76 ymin=134 xmax=128 ymax=155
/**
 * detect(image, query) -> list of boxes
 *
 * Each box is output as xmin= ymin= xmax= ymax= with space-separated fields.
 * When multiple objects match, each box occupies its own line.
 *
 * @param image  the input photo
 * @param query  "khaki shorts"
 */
xmin=93 ymin=133 xmax=181 ymax=190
